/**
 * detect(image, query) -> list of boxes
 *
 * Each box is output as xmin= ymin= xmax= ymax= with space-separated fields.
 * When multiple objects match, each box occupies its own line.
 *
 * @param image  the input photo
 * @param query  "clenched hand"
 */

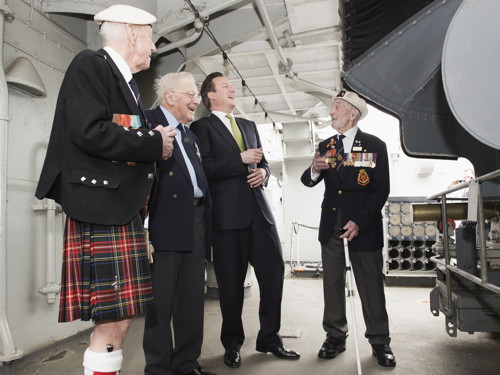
xmin=241 ymin=148 xmax=263 ymax=164
xmin=155 ymin=125 xmax=176 ymax=160
xmin=312 ymin=151 xmax=329 ymax=174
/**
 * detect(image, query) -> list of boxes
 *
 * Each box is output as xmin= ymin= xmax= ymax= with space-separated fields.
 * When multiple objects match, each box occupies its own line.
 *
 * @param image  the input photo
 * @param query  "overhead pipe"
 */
xmin=155 ymin=0 xmax=247 ymax=36
xmin=154 ymin=17 xmax=204 ymax=57
xmin=254 ymin=0 xmax=337 ymax=96
xmin=254 ymin=0 xmax=292 ymax=74
xmin=278 ymin=27 xmax=340 ymax=47
xmin=267 ymin=111 xmax=320 ymax=123
xmin=288 ymin=75 xmax=337 ymax=96
xmin=0 ymin=0 xmax=24 ymax=371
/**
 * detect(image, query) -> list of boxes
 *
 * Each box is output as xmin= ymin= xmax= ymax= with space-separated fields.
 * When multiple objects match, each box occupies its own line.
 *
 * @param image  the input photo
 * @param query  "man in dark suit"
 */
xmin=34 ymin=5 xmax=175 ymax=375
xmin=301 ymin=90 xmax=396 ymax=367
xmin=142 ymin=72 xmax=215 ymax=375
xmin=190 ymin=72 xmax=299 ymax=369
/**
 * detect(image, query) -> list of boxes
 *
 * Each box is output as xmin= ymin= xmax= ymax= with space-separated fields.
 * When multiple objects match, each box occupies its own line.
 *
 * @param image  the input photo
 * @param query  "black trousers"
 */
xmin=143 ymin=204 xmax=206 ymax=375
xmin=321 ymin=230 xmax=391 ymax=346
xmin=212 ymin=197 xmax=284 ymax=351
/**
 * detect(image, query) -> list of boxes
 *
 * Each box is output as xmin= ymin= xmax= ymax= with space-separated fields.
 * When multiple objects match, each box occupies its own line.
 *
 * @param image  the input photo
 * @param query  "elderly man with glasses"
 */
xmin=142 ymin=72 xmax=215 ymax=375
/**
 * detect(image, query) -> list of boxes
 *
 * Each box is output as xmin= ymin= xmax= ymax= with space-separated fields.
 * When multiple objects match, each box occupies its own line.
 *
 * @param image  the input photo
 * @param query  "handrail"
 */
xmin=427 ymin=169 xmax=500 ymax=200
xmin=430 ymin=256 xmax=500 ymax=294
xmin=427 ymin=169 xmax=500 ymax=296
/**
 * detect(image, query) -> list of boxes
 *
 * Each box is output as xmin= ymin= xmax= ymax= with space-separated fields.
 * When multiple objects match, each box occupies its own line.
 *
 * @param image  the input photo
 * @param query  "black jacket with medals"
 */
xmin=35 ymin=49 xmax=163 ymax=225
xmin=301 ymin=129 xmax=390 ymax=251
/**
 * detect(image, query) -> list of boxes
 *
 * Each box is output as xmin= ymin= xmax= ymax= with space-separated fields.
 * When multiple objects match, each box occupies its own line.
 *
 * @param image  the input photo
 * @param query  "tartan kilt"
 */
xmin=59 ymin=215 xmax=154 ymax=323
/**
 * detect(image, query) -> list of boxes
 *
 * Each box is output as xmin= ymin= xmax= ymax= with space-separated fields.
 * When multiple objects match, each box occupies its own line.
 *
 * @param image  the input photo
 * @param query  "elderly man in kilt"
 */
xmin=34 ymin=5 xmax=175 ymax=375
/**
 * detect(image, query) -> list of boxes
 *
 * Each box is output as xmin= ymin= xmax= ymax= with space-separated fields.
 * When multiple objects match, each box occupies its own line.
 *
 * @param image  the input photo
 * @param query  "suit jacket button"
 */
xmin=338 ymin=190 xmax=342 ymax=194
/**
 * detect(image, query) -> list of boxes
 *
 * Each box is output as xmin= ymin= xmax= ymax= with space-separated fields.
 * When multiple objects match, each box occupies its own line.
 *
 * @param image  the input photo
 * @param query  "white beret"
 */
xmin=334 ymin=90 xmax=369 ymax=120
xmin=94 ymin=4 xmax=156 ymax=25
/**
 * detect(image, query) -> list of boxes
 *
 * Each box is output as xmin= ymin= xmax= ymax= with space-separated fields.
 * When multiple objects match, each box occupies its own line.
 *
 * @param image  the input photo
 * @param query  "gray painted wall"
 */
xmin=3 ymin=0 xmax=91 ymax=355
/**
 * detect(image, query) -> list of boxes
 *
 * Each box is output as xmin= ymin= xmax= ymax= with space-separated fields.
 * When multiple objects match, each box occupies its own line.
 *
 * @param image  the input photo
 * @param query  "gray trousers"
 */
xmin=321 ymin=230 xmax=391 ymax=346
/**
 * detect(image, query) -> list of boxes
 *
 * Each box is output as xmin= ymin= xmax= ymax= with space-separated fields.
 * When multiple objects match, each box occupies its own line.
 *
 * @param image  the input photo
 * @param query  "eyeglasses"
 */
xmin=172 ymin=91 xmax=201 ymax=101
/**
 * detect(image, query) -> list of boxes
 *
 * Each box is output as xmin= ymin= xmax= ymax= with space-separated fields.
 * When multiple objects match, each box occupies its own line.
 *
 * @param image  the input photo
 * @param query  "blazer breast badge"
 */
xmin=357 ymin=169 xmax=370 ymax=186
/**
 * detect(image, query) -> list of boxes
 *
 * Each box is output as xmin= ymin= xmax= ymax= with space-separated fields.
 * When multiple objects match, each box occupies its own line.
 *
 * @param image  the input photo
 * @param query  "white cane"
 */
xmin=342 ymin=234 xmax=362 ymax=375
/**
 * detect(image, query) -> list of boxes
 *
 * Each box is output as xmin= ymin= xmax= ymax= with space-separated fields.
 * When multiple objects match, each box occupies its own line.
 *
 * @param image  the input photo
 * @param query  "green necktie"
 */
xmin=225 ymin=114 xmax=246 ymax=151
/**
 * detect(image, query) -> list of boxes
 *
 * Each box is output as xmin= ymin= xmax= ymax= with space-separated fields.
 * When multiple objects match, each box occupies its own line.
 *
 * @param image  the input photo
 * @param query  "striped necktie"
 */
xmin=225 ymin=114 xmax=246 ymax=151
xmin=336 ymin=134 xmax=346 ymax=176
xmin=129 ymin=77 xmax=148 ymax=125
xmin=178 ymin=124 xmax=208 ymax=194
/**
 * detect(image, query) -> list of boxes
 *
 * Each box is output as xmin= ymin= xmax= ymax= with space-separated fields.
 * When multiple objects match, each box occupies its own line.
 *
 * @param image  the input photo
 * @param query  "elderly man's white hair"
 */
xmin=99 ymin=22 xmax=128 ymax=46
xmin=153 ymin=72 xmax=196 ymax=101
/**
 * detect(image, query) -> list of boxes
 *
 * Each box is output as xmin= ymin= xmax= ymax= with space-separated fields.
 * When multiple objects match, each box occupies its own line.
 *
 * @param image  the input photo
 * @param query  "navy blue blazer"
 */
xmin=35 ymin=49 xmax=163 ymax=225
xmin=301 ymin=129 xmax=390 ymax=251
xmin=190 ymin=113 xmax=275 ymax=231
xmin=146 ymin=106 xmax=212 ymax=255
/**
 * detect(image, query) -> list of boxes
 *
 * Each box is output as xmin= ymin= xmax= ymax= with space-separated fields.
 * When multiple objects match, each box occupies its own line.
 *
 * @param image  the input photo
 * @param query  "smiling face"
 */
xmin=128 ymin=25 xmax=156 ymax=73
xmin=164 ymin=77 xmax=200 ymax=124
xmin=329 ymin=98 xmax=359 ymax=133
xmin=207 ymin=76 xmax=236 ymax=113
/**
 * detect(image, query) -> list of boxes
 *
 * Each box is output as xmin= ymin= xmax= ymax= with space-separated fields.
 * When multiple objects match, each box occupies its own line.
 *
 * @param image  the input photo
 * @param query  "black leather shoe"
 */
xmin=318 ymin=338 xmax=346 ymax=359
xmin=372 ymin=344 xmax=396 ymax=367
xmin=224 ymin=350 xmax=241 ymax=368
xmin=256 ymin=345 xmax=300 ymax=359
xmin=182 ymin=366 xmax=217 ymax=375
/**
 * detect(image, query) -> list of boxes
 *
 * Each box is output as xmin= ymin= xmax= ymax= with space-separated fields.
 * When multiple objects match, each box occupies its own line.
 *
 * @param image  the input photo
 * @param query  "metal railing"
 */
xmin=427 ymin=169 xmax=500 ymax=302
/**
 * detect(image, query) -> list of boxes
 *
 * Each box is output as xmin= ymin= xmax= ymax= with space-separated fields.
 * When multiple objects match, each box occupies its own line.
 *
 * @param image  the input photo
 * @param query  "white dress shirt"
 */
xmin=103 ymin=46 xmax=137 ymax=102
xmin=160 ymin=105 xmax=204 ymax=198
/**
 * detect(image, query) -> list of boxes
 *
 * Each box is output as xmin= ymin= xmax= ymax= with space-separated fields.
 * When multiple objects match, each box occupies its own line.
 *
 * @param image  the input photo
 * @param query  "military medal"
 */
xmin=112 ymin=113 xmax=141 ymax=129
xmin=344 ymin=152 xmax=377 ymax=168
xmin=321 ymin=136 xmax=341 ymax=168
xmin=194 ymin=143 xmax=202 ymax=160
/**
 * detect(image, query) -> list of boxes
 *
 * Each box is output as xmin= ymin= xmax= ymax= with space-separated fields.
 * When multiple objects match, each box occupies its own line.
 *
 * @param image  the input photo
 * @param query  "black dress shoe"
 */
xmin=256 ymin=345 xmax=300 ymax=359
xmin=372 ymin=344 xmax=396 ymax=367
xmin=182 ymin=366 xmax=217 ymax=375
xmin=224 ymin=350 xmax=241 ymax=368
xmin=318 ymin=338 xmax=346 ymax=359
